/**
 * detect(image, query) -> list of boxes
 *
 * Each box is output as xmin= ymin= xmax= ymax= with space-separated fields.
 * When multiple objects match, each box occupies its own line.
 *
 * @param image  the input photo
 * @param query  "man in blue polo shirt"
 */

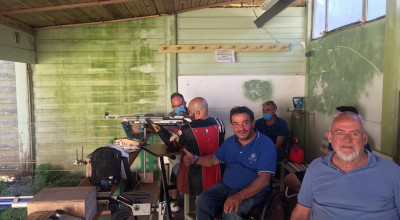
xmin=182 ymin=106 xmax=277 ymax=220
xmin=255 ymin=100 xmax=288 ymax=162
xmin=291 ymin=112 xmax=400 ymax=220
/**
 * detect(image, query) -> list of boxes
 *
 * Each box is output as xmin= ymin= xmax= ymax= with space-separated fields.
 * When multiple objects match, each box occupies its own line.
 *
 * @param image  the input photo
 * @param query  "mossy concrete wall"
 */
xmin=306 ymin=20 xmax=385 ymax=162
xmin=382 ymin=0 xmax=400 ymax=161
xmin=33 ymin=16 xmax=176 ymax=172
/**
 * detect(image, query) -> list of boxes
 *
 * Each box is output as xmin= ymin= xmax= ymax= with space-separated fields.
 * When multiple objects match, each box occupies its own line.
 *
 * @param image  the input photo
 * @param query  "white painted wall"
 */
xmin=179 ymin=75 xmax=305 ymax=137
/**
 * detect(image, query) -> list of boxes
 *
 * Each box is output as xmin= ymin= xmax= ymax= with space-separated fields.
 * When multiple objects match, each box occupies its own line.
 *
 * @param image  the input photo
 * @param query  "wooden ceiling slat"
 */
xmin=192 ymin=0 xmax=201 ymax=7
xmin=123 ymin=2 xmax=142 ymax=17
xmin=153 ymin=0 xmax=167 ymax=14
xmin=103 ymin=3 xmax=133 ymax=19
xmin=78 ymin=6 xmax=115 ymax=21
xmin=0 ymin=0 xmax=134 ymax=15
xmin=143 ymin=0 xmax=158 ymax=15
xmin=182 ymin=0 xmax=192 ymax=10
xmin=1 ymin=0 xmax=300 ymax=30
xmin=0 ymin=0 xmax=31 ymax=11
xmin=163 ymin=0 xmax=175 ymax=13
xmin=132 ymin=1 xmax=150 ymax=16
xmin=174 ymin=0 xmax=182 ymax=11
xmin=200 ymin=0 xmax=209 ymax=6
xmin=0 ymin=15 xmax=33 ymax=34
xmin=7 ymin=12 xmax=56 ymax=28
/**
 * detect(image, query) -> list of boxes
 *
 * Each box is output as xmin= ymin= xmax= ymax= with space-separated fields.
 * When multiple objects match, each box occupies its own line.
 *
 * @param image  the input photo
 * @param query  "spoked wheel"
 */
xmin=261 ymin=192 xmax=290 ymax=220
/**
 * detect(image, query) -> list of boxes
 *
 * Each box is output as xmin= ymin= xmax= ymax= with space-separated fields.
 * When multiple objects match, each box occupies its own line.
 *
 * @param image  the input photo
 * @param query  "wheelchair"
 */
xmin=216 ymin=189 xmax=290 ymax=220
xmin=241 ymin=190 xmax=290 ymax=220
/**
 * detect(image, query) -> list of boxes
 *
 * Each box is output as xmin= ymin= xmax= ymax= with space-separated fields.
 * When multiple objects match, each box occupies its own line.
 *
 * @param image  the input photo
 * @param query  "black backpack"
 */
xmin=89 ymin=147 xmax=135 ymax=189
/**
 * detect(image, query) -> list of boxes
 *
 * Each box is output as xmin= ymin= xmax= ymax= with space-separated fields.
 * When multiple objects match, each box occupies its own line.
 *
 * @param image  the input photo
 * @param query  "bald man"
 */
xmin=171 ymin=97 xmax=225 ymax=196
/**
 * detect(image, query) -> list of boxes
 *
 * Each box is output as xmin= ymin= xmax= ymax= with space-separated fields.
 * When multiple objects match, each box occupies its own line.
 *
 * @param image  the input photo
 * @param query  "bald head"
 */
xmin=331 ymin=111 xmax=366 ymax=133
xmin=188 ymin=97 xmax=208 ymax=120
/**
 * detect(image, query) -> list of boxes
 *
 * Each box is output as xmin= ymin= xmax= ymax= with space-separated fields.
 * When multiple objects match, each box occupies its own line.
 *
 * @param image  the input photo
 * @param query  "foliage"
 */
xmin=0 ymin=207 xmax=26 ymax=220
xmin=28 ymin=163 xmax=83 ymax=194
xmin=0 ymin=181 xmax=5 ymax=195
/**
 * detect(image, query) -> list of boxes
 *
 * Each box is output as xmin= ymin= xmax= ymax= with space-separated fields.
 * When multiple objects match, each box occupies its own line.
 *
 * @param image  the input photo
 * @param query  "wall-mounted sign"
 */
xmin=214 ymin=49 xmax=235 ymax=63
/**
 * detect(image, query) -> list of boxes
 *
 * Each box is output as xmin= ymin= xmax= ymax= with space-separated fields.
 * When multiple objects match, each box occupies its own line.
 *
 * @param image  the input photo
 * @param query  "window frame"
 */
xmin=312 ymin=0 xmax=386 ymax=40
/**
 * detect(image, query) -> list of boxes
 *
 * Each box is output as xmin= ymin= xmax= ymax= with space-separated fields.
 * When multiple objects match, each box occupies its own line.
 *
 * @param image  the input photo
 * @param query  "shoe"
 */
xmin=170 ymin=200 xmax=180 ymax=212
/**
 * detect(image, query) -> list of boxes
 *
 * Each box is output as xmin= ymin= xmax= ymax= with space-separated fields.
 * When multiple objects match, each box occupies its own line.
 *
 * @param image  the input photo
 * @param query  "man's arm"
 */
xmin=182 ymin=148 xmax=219 ymax=167
xmin=290 ymin=203 xmax=311 ymax=220
xmin=275 ymin=136 xmax=285 ymax=149
xmin=224 ymin=172 xmax=271 ymax=214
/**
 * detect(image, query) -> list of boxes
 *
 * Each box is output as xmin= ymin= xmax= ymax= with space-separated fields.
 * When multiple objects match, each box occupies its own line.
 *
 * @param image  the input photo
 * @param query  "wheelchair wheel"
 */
xmin=260 ymin=192 xmax=290 ymax=220
xmin=112 ymin=209 xmax=132 ymax=220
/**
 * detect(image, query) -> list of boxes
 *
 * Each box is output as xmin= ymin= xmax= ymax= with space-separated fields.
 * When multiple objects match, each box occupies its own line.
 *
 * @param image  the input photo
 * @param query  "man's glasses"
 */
xmin=332 ymin=130 xmax=363 ymax=139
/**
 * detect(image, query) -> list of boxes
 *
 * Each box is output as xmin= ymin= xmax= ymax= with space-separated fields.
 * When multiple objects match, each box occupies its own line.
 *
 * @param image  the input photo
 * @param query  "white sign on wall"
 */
xmin=214 ymin=49 xmax=235 ymax=63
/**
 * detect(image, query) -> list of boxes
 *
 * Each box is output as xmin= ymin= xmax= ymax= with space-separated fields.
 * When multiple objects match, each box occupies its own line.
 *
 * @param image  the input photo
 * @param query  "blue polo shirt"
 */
xmin=255 ymin=116 xmax=288 ymax=146
xmin=298 ymin=151 xmax=400 ymax=219
xmin=213 ymin=131 xmax=277 ymax=191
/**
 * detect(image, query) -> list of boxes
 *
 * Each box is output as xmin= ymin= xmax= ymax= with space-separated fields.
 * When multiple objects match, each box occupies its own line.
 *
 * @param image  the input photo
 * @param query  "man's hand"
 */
xmin=182 ymin=148 xmax=196 ymax=166
xmin=224 ymin=193 xmax=244 ymax=214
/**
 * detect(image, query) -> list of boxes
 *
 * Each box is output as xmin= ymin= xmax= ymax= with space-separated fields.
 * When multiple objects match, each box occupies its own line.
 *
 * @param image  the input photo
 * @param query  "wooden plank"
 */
xmin=132 ymin=0 xmax=150 ymax=16
xmin=0 ymin=0 xmax=135 ymax=15
xmin=123 ymin=2 xmax=142 ymax=17
xmin=143 ymin=0 xmax=159 ymax=15
xmin=164 ymin=0 xmax=175 ymax=13
xmin=0 ymin=15 xmax=33 ymax=34
xmin=182 ymin=0 xmax=192 ymax=10
xmin=158 ymin=43 xmax=290 ymax=53
xmin=192 ymin=0 xmax=201 ymax=7
xmin=103 ymin=3 xmax=133 ymax=19
xmin=153 ymin=0 xmax=167 ymax=14
xmin=174 ymin=0 xmax=182 ymax=11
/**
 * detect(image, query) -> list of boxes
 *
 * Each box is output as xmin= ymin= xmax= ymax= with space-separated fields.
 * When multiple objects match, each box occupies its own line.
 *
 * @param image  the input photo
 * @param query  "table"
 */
xmin=140 ymin=144 xmax=182 ymax=220
xmin=78 ymin=150 xmax=141 ymax=219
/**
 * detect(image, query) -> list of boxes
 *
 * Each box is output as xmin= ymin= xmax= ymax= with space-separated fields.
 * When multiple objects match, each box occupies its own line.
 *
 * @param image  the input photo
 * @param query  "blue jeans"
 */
xmin=196 ymin=181 xmax=268 ymax=220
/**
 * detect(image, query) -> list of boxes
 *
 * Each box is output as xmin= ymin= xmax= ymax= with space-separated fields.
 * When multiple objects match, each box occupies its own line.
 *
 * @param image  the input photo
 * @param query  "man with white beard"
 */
xmin=290 ymin=112 xmax=400 ymax=220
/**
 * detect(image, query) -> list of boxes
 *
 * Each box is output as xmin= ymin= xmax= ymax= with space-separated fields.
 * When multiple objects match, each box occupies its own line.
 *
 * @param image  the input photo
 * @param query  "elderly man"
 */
xmin=172 ymin=97 xmax=225 ymax=196
xmin=255 ymin=101 xmax=288 ymax=162
xmin=291 ymin=112 xmax=400 ymax=219
xmin=183 ymin=106 xmax=276 ymax=220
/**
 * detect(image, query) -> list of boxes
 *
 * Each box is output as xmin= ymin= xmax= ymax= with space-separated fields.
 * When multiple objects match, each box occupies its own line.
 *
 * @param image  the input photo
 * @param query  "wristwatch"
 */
xmin=194 ymin=155 xmax=198 ymax=164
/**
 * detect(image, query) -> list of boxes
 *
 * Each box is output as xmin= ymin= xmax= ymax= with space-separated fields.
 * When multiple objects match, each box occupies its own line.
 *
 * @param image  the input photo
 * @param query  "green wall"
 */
xmin=32 ymin=16 xmax=176 ymax=172
xmin=308 ymin=20 xmax=385 ymax=115
xmin=0 ymin=25 xmax=35 ymax=64
xmin=306 ymin=19 xmax=386 ymax=161
xmin=382 ymin=0 xmax=400 ymax=160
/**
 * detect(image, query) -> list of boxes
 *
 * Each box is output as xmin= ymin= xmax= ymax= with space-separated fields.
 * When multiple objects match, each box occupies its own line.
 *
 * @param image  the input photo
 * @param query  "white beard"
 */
xmin=336 ymin=149 xmax=360 ymax=162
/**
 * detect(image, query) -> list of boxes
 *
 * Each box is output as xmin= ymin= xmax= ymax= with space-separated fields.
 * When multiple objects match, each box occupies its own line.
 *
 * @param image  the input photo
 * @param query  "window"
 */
xmin=312 ymin=0 xmax=386 ymax=39
xmin=367 ymin=0 xmax=386 ymax=21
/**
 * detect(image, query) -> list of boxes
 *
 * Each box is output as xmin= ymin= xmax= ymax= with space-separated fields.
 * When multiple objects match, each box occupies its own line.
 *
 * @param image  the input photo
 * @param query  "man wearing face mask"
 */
xmin=170 ymin=97 xmax=225 ymax=196
xmin=255 ymin=101 xmax=288 ymax=162
xmin=168 ymin=92 xmax=189 ymax=117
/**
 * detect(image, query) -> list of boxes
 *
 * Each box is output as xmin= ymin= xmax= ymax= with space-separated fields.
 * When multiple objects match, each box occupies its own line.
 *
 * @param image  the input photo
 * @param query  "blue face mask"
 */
xmin=263 ymin=113 xmax=273 ymax=121
xmin=174 ymin=106 xmax=185 ymax=116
